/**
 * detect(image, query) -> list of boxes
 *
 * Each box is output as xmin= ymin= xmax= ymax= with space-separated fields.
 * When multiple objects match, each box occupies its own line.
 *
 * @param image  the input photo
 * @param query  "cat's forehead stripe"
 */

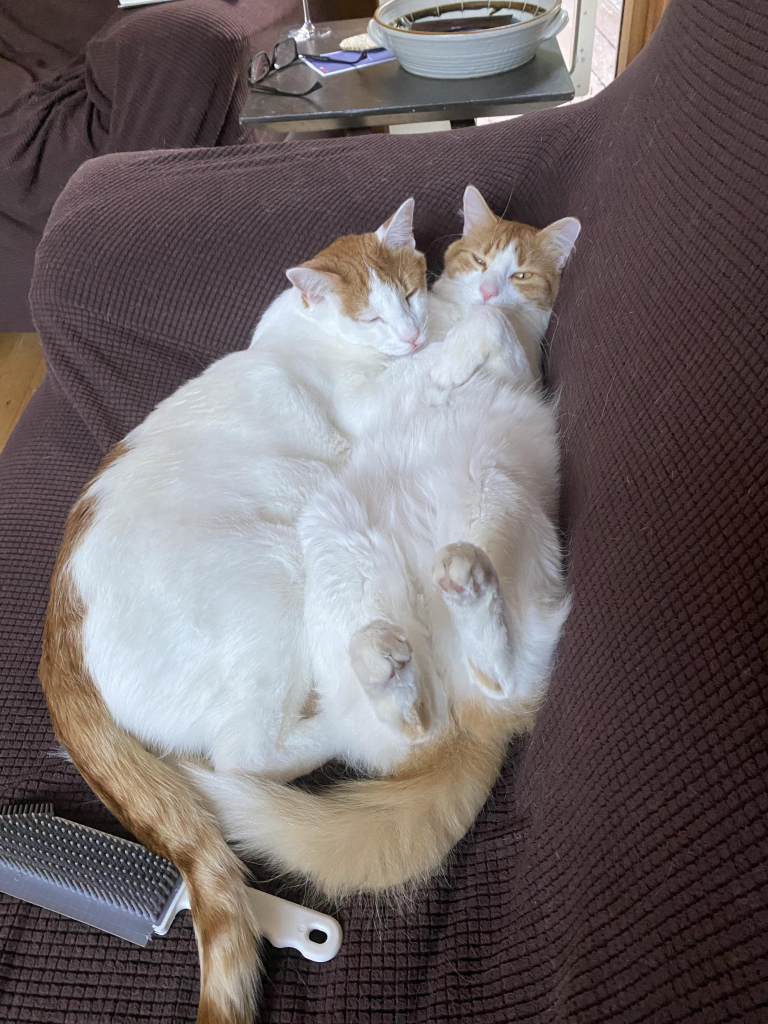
xmin=306 ymin=232 xmax=425 ymax=318
xmin=469 ymin=219 xmax=540 ymax=260
xmin=445 ymin=219 xmax=558 ymax=277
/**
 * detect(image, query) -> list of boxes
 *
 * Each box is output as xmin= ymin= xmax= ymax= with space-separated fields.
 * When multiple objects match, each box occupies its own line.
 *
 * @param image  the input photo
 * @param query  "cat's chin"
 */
xmin=380 ymin=343 xmax=424 ymax=359
xmin=471 ymin=297 xmax=514 ymax=309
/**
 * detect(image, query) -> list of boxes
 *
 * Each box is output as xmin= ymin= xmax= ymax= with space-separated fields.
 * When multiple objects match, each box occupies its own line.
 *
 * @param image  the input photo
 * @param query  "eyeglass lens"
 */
xmin=273 ymin=38 xmax=298 ymax=69
xmin=249 ymin=51 xmax=270 ymax=84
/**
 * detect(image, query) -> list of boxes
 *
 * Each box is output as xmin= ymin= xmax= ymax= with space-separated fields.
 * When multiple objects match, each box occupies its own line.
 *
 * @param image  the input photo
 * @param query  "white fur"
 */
xmin=71 ymin=200 xmax=572 ymax=795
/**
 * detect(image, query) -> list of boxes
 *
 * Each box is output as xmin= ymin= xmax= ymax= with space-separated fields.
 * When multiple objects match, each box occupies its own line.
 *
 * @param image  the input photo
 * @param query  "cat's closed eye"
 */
xmin=406 ymin=289 xmax=420 ymax=303
xmin=470 ymin=253 xmax=486 ymax=268
xmin=511 ymin=271 xmax=533 ymax=281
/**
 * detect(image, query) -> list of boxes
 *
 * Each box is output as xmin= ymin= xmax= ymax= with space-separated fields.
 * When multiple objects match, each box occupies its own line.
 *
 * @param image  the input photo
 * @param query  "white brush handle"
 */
xmin=246 ymin=887 xmax=342 ymax=962
xmin=155 ymin=881 xmax=342 ymax=963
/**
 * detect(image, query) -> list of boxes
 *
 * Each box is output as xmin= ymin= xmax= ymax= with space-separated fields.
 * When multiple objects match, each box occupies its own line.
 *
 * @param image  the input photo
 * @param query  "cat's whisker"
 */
xmin=424 ymin=232 xmax=462 ymax=253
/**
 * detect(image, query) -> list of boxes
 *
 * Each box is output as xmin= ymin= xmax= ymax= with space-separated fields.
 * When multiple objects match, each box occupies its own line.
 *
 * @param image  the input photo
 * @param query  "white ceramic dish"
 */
xmin=368 ymin=1 xmax=568 ymax=79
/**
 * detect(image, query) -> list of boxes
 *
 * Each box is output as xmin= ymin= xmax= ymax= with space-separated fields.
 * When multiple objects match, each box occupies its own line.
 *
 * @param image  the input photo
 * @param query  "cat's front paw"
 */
xmin=349 ymin=621 xmax=429 ymax=741
xmin=425 ymin=383 xmax=451 ymax=407
xmin=432 ymin=543 xmax=497 ymax=605
xmin=430 ymin=326 xmax=490 ymax=394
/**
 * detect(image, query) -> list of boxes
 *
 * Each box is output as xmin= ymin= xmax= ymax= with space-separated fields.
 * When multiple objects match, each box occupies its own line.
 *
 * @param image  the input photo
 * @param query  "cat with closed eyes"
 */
xmin=41 ymin=187 xmax=580 ymax=1024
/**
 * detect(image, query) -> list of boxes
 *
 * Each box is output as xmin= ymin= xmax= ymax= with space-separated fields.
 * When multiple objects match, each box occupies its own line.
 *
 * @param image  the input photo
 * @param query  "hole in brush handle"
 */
xmin=245 ymin=887 xmax=343 ymax=963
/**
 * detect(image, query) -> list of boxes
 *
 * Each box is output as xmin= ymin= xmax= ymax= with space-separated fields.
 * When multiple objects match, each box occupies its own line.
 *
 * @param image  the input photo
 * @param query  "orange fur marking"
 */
xmin=301 ymin=230 xmax=426 ymax=320
xmin=468 ymin=659 xmax=504 ymax=694
xmin=298 ymin=688 xmax=320 ymax=719
xmin=40 ymin=443 xmax=260 ymax=1024
xmin=445 ymin=217 xmax=563 ymax=308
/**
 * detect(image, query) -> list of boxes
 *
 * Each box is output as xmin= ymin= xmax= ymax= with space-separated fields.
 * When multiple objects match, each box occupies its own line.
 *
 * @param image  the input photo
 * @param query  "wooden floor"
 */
xmin=0 ymin=333 xmax=46 ymax=453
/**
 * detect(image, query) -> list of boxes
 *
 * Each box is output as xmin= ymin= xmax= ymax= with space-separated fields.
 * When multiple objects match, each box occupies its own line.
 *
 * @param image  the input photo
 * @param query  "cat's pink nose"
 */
xmin=403 ymin=326 xmax=420 ymax=347
xmin=480 ymin=283 xmax=498 ymax=303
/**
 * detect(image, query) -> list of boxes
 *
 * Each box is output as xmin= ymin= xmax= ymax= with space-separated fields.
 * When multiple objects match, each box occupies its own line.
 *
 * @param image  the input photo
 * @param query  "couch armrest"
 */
xmin=0 ymin=378 xmax=202 ymax=1020
xmin=0 ymin=377 xmax=103 ymax=800
xmin=85 ymin=0 xmax=306 ymax=150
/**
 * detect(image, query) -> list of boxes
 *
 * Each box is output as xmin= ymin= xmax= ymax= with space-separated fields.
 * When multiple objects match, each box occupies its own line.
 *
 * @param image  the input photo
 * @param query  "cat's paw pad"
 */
xmin=350 ymin=621 xmax=411 ymax=687
xmin=433 ymin=543 xmax=497 ymax=605
xmin=349 ymin=621 xmax=428 ymax=741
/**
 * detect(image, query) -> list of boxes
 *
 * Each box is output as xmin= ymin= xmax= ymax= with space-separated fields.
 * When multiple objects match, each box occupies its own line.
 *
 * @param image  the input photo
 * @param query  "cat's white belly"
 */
xmin=73 ymin=506 xmax=415 ymax=777
xmin=68 ymin=349 xmax=354 ymax=778
xmin=74 ymin=515 xmax=309 ymax=769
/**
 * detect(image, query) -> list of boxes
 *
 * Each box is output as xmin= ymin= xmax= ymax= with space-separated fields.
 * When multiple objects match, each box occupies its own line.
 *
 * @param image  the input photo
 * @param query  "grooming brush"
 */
xmin=0 ymin=805 xmax=341 ymax=961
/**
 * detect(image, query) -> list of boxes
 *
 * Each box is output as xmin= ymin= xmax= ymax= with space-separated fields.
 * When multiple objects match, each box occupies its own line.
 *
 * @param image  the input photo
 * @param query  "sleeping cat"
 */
xmin=41 ymin=199 xmax=427 ymax=1024
xmin=195 ymin=185 xmax=581 ymax=898
xmin=40 ymin=188 xmax=580 ymax=1024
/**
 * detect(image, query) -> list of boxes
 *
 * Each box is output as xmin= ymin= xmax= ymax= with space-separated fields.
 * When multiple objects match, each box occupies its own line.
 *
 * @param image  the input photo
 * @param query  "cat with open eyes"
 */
xmin=41 ymin=187 xmax=580 ymax=1024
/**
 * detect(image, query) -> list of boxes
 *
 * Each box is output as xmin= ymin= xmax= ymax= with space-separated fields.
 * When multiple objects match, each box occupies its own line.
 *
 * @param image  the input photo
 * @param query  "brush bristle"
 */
xmin=0 ymin=803 xmax=55 ymax=815
xmin=0 ymin=808 xmax=183 ymax=945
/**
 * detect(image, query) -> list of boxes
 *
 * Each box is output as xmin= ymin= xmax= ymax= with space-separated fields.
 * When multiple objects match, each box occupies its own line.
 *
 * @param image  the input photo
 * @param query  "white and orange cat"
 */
xmin=41 ymin=187 xmax=580 ymax=1024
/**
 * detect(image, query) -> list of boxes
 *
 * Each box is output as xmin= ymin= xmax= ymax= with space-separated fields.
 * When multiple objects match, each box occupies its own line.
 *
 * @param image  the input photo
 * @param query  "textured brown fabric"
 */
xmin=0 ymin=0 xmax=306 ymax=332
xmin=1 ymin=0 xmax=766 ymax=1020
xmin=0 ymin=0 xmax=116 ymax=97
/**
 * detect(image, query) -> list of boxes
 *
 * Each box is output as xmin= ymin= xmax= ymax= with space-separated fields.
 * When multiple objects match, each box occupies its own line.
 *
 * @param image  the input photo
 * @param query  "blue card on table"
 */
xmin=301 ymin=49 xmax=396 ymax=77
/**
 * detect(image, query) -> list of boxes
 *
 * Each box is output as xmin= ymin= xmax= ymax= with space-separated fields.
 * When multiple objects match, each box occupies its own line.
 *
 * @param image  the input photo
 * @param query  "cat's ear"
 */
xmin=286 ymin=266 xmax=339 ymax=305
xmin=462 ymin=185 xmax=496 ymax=235
xmin=376 ymin=197 xmax=416 ymax=250
xmin=539 ymin=217 xmax=581 ymax=269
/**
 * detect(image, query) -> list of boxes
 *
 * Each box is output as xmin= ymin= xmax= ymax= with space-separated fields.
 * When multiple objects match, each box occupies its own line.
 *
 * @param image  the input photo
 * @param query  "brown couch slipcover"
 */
xmin=0 ymin=0 xmax=116 ymax=108
xmin=0 ymin=0 xmax=313 ymax=332
xmin=1 ymin=0 xmax=766 ymax=1019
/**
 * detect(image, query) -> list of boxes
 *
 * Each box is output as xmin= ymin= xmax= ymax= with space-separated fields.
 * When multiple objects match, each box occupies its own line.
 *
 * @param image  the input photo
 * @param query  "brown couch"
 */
xmin=1 ymin=0 xmax=766 ymax=1020
xmin=0 ymin=0 xmax=316 ymax=332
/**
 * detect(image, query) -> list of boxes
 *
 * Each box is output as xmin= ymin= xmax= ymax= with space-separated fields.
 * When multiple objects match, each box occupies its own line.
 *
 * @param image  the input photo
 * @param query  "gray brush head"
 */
xmin=0 ymin=806 xmax=183 ymax=945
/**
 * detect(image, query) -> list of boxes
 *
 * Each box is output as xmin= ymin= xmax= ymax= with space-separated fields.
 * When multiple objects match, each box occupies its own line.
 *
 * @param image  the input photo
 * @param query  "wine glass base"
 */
xmin=289 ymin=21 xmax=332 ymax=42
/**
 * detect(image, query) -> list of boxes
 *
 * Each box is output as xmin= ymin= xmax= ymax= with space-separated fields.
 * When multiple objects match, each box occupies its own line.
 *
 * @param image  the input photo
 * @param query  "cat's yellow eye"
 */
xmin=512 ymin=271 xmax=533 ymax=281
xmin=471 ymin=253 xmax=486 ymax=268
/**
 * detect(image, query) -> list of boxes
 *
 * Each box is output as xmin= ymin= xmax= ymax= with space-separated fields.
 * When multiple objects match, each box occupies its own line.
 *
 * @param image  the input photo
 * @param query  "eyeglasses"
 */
xmin=248 ymin=38 xmax=321 ymax=97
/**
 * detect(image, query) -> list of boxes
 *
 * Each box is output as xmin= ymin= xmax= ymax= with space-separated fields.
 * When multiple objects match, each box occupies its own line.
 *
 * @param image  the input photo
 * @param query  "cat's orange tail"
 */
xmin=195 ymin=711 xmax=514 ymax=899
xmin=40 ymin=492 xmax=260 ymax=1024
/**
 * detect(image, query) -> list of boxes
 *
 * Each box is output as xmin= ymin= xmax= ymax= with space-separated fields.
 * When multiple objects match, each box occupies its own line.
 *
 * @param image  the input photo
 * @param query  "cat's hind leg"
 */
xmin=349 ymin=620 xmax=428 ymax=741
xmin=432 ymin=542 xmax=516 ymax=700
xmin=300 ymin=482 xmax=435 ymax=743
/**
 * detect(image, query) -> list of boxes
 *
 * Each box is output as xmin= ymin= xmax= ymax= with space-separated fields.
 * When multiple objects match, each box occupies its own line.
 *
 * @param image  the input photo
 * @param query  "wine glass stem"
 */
xmin=301 ymin=0 xmax=312 ymax=27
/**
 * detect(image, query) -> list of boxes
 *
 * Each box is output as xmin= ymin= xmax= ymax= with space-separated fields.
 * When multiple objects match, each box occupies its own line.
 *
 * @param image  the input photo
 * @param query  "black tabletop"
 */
xmin=240 ymin=18 xmax=574 ymax=132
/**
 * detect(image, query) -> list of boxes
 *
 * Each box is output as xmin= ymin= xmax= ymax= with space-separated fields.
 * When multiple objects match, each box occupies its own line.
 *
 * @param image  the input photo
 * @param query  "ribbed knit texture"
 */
xmin=1 ymin=0 xmax=766 ymax=1020
xmin=0 ymin=0 xmax=307 ymax=331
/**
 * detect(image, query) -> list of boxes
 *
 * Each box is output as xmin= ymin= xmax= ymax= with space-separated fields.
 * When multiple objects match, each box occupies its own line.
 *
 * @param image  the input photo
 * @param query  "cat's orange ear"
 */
xmin=376 ymin=197 xmax=416 ymax=250
xmin=538 ymin=217 xmax=581 ymax=269
xmin=286 ymin=265 xmax=340 ymax=305
xmin=462 ymin=185 xmax=496 ymax=235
